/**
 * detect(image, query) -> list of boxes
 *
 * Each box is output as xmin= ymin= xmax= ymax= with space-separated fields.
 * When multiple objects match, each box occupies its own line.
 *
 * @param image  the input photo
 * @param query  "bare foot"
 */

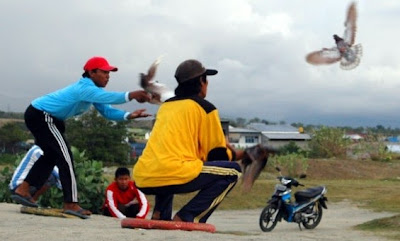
xmin=14 ymin=181 xmax=32 ymax=198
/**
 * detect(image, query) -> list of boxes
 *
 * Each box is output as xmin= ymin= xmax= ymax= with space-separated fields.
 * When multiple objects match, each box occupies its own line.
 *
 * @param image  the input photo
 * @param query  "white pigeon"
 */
xmin=140 ymin=56 xmax=174 ymax=104
xmin=306 ymin=2 xmax=362 ymax=70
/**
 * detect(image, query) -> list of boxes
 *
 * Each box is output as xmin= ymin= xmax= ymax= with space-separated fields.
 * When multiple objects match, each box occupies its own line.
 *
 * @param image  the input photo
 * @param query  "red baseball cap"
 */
xmin=83 ymin=56 xmax=118 ymax=72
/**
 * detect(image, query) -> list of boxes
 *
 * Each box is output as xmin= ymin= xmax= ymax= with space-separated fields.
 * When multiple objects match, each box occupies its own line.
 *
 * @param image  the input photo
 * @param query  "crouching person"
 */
xmin=133 ymin=59 xmax=242 ymax=223
xmin=103 ymin=167 xmax=149 ymax=219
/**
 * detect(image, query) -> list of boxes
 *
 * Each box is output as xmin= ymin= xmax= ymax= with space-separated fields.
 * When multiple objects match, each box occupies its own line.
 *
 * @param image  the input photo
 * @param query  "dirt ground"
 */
xmin=0 ymin=201 xmax=394 ymax=241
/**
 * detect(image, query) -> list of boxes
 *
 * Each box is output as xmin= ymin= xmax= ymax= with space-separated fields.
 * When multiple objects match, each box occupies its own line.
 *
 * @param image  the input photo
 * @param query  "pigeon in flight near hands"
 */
xmin=306 ymin=2 xmax=362 ymax=70
xmin=240 ymin=144 xmax=279 ymax=192
xmin=140 ymin=56 xmax=174 ymax=104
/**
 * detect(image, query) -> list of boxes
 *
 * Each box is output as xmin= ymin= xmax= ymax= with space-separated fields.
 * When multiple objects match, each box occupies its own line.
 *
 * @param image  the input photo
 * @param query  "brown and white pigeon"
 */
xmin=140 ymin=56 xmax=174 ymax=104
xmin=306 ymin=2 xmax=362 ymax=70
xmin=240 ymin=144 xmax=279 ymax=192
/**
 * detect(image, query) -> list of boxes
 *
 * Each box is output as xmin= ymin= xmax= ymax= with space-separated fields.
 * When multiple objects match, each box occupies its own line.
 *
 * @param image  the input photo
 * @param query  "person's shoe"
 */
xmin=63 ymin=208 xmax=90 ymax=219
xmin=63 ymin=203 xmax=92 ymax=215
xmin=11 ymin=193 xmax=38 ymax=208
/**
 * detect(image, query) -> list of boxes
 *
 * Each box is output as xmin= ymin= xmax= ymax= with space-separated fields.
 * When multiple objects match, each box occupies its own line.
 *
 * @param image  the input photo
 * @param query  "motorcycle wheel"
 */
xmin=259 ymin=204 xmax=279 ymax=232
xmin=302 ymin=202 xmax=323 ymax=229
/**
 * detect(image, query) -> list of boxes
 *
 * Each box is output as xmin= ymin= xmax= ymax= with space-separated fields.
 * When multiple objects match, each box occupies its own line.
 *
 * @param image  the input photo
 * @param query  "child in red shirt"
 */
xmin=102 ymin=167 xmax=149 ymax=219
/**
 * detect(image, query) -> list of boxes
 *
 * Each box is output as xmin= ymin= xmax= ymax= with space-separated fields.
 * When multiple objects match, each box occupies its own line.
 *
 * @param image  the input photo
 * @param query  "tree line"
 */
xmin=0 ymin=108 xmax=136 ymax=164
xmin=227 ymin=117 xmax=400 ymax=136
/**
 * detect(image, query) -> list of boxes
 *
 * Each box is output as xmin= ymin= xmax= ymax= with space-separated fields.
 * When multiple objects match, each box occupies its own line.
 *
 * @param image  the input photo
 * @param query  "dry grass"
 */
xmin=306 ymin=158 xmax=400 ymax=180
xmin=0 ymin=118 xmax=23 ymax=128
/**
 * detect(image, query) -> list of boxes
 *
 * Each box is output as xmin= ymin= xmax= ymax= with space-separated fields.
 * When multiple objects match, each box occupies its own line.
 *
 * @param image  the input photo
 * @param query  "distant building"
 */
xmin=228 ymin=126 xmax=262 ymax=149
xmin=246 ymin=123 xmax=311 ymax=149
xmin=220 ymin=119 xmax=230 ymax=136
xmin=386 ymin=144 xmax=400 ymax=153
xmin=344 ymin=134 xmax=364 ymax=141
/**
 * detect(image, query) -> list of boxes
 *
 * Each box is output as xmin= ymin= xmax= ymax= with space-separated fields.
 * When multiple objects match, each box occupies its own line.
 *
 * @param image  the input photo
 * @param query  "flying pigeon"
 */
xmin=140 ymin=56 xmax=174 ymax=104
xmin=306 ymin=2 xmax=362 ymax=70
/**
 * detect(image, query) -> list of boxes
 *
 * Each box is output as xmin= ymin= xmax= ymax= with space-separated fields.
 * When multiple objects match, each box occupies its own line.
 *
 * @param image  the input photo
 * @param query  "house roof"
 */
xmin=229 ymin=126 xmax=260 ymax=133
xmin=247 ymin=123 xmax=299 ymax=133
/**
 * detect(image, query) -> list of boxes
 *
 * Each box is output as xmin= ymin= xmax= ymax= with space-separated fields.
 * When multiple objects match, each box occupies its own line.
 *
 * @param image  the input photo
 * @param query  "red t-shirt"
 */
xmin=103 ymin=181 xmax=149 ymax=219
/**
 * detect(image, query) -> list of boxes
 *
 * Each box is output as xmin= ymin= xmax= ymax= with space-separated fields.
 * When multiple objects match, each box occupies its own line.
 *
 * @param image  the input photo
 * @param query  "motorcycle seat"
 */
xmin=295 ymin=186 xmax=325 ymax=200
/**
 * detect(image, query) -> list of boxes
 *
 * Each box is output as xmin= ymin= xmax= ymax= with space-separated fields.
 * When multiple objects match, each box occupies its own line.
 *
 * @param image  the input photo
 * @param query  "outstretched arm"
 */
xmin=127 ymin=109 xmax=152 ymax=120
xmin=128 ymin=90 xmax=151 ymax=103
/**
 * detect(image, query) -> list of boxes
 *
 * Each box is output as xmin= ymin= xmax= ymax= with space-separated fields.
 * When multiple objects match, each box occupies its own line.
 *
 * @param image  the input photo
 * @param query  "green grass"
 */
xmin=356 ymin=215 xmax=400 ymax=240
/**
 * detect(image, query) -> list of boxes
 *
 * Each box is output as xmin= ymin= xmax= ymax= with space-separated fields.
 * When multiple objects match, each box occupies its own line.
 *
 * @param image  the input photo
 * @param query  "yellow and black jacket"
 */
xmin=133 ymin=95 xmax=233 ymax=188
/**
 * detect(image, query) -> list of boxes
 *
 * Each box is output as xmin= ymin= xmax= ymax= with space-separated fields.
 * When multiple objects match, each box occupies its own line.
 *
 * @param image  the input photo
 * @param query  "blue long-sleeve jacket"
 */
xmin=32 ymin=77 xmax=130 ymax=121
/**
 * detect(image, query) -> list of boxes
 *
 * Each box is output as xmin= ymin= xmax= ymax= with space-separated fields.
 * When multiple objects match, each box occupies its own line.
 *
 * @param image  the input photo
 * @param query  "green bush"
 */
xmin=0 ymin=166 xmax=14 ymax=203
xmin=0 ymin=153 xmax=19 ymax=165
xmin=349 ymin=134 xmax=392 ymax=162
xmin=269 ymin=153 xmax=309 ymax=177
xmin=279 ymin=141 xmax=308 ymax=156
xmin=308 ymin=126 xmax=351 ymax=158
xmin=0 ymin=155 xmax=22 ymax=202
xmin=0 ymin=147 xmax=110 ymax=214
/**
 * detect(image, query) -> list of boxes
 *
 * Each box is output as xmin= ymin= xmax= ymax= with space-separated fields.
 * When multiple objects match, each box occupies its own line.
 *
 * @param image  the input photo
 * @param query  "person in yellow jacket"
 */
xmin=133 ymin=59 xmax=242 ymax=223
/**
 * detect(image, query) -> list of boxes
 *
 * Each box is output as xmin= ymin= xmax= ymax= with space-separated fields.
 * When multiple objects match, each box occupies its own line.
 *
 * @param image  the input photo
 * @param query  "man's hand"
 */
xmin=129 ymin=90 xmax=151 ymax=103
xmin=128 ymin=109 xmax=151 ymax=119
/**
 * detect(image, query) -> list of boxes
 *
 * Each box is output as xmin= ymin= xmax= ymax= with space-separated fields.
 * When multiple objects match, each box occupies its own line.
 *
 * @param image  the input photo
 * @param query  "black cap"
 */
xmin=174 ymin=59 xmax=218 ymax=83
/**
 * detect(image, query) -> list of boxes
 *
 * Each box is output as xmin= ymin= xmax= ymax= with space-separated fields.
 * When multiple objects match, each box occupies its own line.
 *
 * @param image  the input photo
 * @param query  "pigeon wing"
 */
xmin=140 ymin=56 xmax=163 ymax=90
xmin=306 ymin=47 xmax=342 ymax=65
xmin=343 ymin=2 xmax=357 ymax=45
xmin=146 ymin=56 xmax=163 ymax=82
xmin=240 ymin=145 xmax=269 ymax=192
xmin=140 ymin=56 xmax=174 ymax=105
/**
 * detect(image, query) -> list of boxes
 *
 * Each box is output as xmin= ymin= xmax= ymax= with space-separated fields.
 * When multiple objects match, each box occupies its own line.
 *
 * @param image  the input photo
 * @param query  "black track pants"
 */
xmin=24 ymin=105 xmax=78 ymax=203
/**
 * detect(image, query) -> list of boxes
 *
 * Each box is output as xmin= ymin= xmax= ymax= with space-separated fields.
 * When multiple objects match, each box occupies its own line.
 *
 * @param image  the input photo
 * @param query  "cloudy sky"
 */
xmin=1 ymin=0 xmax=399 ymax=127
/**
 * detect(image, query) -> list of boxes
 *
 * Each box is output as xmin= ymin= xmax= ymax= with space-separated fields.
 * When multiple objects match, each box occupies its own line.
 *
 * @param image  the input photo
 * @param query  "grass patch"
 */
xmin=355 ymin=215 xmax=400 ymax=240
xmin=356 ymin=214 xmax=400 ymax=230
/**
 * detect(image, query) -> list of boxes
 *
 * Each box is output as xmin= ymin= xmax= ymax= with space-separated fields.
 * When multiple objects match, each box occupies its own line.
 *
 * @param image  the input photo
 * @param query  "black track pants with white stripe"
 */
xmin=138 ymin=161 xmax=241 ymax=223
xmin=24 ymin=105 xmax=78 ymax=203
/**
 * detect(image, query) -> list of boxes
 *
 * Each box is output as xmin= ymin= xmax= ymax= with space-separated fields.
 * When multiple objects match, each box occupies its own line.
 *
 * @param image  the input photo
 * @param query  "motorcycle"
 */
xmin=259 ymin=167 xmax=328 ymax=232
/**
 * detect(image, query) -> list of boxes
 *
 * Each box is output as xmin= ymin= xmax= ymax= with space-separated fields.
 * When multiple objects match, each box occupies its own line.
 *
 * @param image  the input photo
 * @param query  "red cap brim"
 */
xmin=99 ymin=66 xmax=118 ymax=72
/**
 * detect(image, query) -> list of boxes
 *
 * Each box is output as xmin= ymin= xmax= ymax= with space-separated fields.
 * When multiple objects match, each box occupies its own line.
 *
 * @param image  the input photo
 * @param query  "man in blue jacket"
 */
xmin=11 ymin=56 xmax=151 ymax=219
